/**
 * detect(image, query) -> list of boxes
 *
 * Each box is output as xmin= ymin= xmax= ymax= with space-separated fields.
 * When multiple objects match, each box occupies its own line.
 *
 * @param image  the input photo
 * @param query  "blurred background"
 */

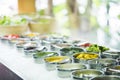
xmin=0 ymin=0 xmax=120 ymax=50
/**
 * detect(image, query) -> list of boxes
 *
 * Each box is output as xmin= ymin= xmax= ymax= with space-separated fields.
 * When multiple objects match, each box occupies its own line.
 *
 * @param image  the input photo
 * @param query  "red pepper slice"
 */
xmin=4 ymin=34 xmax=20 ymax=39
xmin=80 ymin=43 xmax=91 ymax=47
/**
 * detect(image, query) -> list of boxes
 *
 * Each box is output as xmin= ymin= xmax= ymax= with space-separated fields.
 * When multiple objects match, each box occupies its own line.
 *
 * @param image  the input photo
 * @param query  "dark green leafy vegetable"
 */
xmin=86 ymin=44 xmax=109 ymax=52
xmin=60 ymin=48 xmax=70 ymax=53
xmin=70 ymin=48 xmax=84 ymax=53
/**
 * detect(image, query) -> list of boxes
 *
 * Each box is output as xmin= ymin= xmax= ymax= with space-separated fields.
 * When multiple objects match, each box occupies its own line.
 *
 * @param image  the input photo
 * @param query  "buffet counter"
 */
xmin=0 ymin=42 xmax=69 ymax=80
xmin=0 ymin=33 xmax=120 ymax=80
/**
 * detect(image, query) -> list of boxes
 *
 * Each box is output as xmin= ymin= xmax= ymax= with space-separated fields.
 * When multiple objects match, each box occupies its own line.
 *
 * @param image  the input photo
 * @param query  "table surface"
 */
xmin=0 ymin=62 xmax=23 ymax=80
xmin=0 ymin=42 xmax=70 ymax=80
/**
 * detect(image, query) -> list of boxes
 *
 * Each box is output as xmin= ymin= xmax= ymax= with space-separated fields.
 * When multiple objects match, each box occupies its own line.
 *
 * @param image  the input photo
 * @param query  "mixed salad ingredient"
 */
xmin=114 ymin=66 xmax=120 ymax=70
xmin=86 ymin=44 xmax=109 ymax=52
xmin=25 ymin=33 xmax=39 ymax=38
xmin=45 ymin=56 xmax=69 ymax=63
xmin=33 ymin=52 xmax=57 ymax=58
xmin=4 ymin=34 xmax=20 ymax=39
xmin=80 ymin=43 xmax=91 ymax=47
xmin=0 ymin=16 xmax=27 ymax=25
xmin=74 ymin=52 xmax=98 ymax=60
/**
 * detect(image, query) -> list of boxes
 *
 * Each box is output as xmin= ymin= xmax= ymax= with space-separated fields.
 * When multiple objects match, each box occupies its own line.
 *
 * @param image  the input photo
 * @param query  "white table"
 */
xmin=0 ymin=42 xmax=70 ymax=80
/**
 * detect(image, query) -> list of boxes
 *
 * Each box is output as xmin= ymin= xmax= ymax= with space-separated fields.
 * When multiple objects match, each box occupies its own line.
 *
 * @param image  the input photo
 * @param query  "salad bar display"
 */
xmin=0 ymin=33 xmax=120 ymax=80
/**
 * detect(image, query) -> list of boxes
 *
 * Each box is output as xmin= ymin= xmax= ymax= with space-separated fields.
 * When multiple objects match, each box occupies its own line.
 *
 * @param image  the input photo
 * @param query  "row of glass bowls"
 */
xmin=0 ymin=33 xmax=120 ymax=80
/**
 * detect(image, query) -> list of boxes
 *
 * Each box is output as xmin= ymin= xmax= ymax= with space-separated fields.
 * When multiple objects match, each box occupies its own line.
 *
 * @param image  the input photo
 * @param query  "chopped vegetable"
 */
xmin=24 ymin=33 xmax=39 ymax=38
xmin=26 ymin=33 xmax=37 ymax=37
xmin=80 ymin=43 xmax=91 ymax=47
xmin=4 ymin=34 xmax=20 ymax=39
xmin=0 ymin=16 xmax=27 ymax=25
xmin=86 ymin=44 xmax=109 ymax=52
xmin=33 ymin=52 xmax=57 ymax=58
xmin=74 ymin=52 xmax=98 ymax=60
xmin=45 ymin=56 xmax=69 ymax=63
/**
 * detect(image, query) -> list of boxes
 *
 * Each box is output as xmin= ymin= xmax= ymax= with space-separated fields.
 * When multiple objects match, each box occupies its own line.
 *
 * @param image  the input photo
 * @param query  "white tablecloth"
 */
xmin=0 ymin=42 xmax=70 ymax=80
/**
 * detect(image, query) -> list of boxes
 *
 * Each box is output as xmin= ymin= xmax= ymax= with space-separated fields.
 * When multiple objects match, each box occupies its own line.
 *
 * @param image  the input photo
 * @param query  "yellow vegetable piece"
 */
xmin=25 ymin=33 xmax=39 ymax=37
xmin=27 ymin=33 xmax=36 ymax=37
xmin=75 ymin=52 xmax=98 ymax=60
xmin=45 ymin=56 xmax=69 ymax=63
xmin=76 ymin=53 xmax=84 ymax=59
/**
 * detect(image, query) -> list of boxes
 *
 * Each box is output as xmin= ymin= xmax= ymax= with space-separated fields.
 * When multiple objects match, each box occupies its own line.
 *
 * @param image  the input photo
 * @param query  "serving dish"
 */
xmin=0 ymin=16 xmax=28 ymax=35
xmin=44 ymin=56 xmax=71 ymax=71
xmin=33 ymin=51 xmax=58 ymax=63
xmin=104 ymin=65 xmax=120 ymax=75
xmin=73 ymin=52 xmax=99 ymax=64
xmin=23 ymin=42 xmax=38 ymax=55
xmin=60 ymin=47 xmax=84 ymax=56
xmin=90 ymin=75 xmax=120 ymax=80
xmin=57 ymin=63 xmax=86 ymax=78
xmin=72 ymin=69 xmax=104 ymax=80
xmin=50 ymin=43 xmax=72 ymax=52
xmin=102 ymin=51 xmax=120 ymax=59
xmin=29 ymin=16 xmax=55 ymax=34
xmin=88 ymin=58 xmax=116 ymax=70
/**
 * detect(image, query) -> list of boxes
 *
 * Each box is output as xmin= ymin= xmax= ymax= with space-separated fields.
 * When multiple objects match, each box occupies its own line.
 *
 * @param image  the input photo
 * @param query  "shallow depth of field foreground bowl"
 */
xmin=0 ymin=24 xmax=28 ymax=35
xmin=102 ymin=51 xmax=120 ymax=59
xmin=57 ymin=63 xmax=86 ymax=78
xmin=91 ymin=75 xmax=120 ymax=80
xmin=29 ymin=16 xmax=55 ymax=34
xmin=105 ymin=65 xmax=120 ymax=75
xmin=44 ymin=56 xmax=71 ymax=71
xmin=72 ymin=69 xmax=104 ymax=80
xmin=88 ymin=58 xmax=116 ymax=70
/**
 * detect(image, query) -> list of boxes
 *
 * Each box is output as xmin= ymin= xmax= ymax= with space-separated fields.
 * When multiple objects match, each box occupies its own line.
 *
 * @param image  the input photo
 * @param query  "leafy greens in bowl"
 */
xmin=86 ymin=44 xmax=109 ymax=53
xmin=0 ymin=16 xmax=28 ymax=35
xmin=0 ymin=16 xmax=27 ymax=26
